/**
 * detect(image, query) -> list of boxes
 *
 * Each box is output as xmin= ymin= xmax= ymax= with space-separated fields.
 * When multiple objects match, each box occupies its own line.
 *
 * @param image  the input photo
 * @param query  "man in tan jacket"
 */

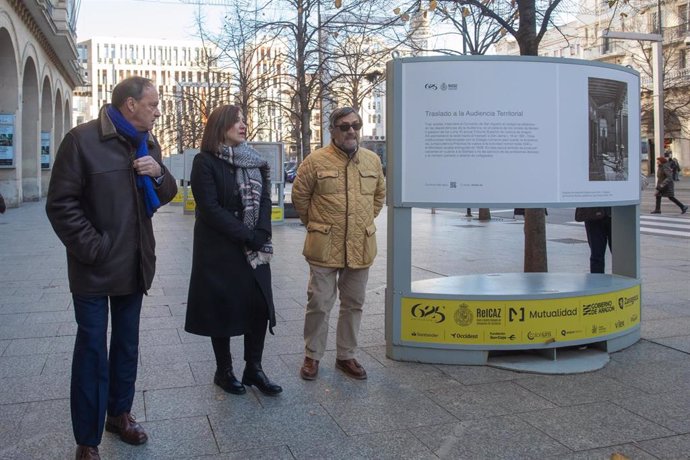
xmin=292 ymin=107 xmax=385 ymax=380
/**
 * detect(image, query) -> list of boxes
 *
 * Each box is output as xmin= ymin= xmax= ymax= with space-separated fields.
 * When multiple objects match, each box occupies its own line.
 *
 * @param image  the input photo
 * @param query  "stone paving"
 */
xmin=0 ymin=179 xmax=689 ymax=459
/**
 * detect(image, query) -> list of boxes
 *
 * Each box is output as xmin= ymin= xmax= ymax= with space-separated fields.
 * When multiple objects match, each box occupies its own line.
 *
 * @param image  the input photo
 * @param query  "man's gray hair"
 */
xmin=111 ymin=76 xmax=155 ymax=108
xmin=328 ymin=107 xmax=362 ymax=130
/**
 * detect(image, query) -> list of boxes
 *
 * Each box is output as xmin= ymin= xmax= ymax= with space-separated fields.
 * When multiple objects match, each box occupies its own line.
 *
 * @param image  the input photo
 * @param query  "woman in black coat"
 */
xmin=651 ymin=157 xmax=688 ymax=214
xmin=185 ymin=105 xmax=281 ymax=396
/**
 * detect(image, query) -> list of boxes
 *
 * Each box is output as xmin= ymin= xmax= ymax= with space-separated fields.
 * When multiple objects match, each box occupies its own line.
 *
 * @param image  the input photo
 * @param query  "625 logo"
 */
xmin=424 ymin=83 xmax=438 ymax=90
xmin=411 ymin=303 xmax=446 ymax=323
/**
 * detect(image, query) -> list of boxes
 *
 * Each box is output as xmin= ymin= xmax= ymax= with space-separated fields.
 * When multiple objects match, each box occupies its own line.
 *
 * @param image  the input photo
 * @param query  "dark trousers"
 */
xmin=584 ymin=217 xmax=612 ymax=274
xmin=655 ymin=195 xmax=686 ymax=211
xmin=212 ymin=283 xmax=268 ymax=369
xmin=71 ymin=292 xmax=143 ymax=447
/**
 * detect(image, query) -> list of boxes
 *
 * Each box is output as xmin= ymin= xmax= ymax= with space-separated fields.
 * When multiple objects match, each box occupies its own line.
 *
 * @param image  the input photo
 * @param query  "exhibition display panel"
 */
xmin=385 ymin=56 xmax=642 ymax=371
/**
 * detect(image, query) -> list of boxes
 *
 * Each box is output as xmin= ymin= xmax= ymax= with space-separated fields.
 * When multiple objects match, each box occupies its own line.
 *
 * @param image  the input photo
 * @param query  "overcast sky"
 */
xmin=76 ymin=0 xmax=226 ymax=42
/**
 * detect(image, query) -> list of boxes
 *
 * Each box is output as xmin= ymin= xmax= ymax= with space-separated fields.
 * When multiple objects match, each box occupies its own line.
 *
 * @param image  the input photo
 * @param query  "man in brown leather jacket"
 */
xmin=46 ymin=77 xmax=177 ymax=460
xmin=292 ymin=107 xmax=385 ymax=381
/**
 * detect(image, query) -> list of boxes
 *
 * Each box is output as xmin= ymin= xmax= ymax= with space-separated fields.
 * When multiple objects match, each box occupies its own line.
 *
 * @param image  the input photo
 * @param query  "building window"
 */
xmin=679 ymin=4 xmax=689 ymax=32
xmin=680 ymin=48 xmax=687 ymax=69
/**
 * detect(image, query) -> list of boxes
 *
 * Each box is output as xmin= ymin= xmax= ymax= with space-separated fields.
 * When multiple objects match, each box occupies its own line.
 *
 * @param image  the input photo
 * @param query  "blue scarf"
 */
xmin=106 ymin=105 xmax=160 ymax=217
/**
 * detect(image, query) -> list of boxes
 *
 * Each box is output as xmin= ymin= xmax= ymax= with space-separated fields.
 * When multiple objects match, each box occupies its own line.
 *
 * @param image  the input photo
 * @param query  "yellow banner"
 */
xmin=271 ymin=206 xmax=284 ymax=222
xmin=401 ymin=285 xmax=640 ymax=345
xmin=171 ymin=188 xmax=183 ymax=204
xmin=183 ymin=189 xmax=195 ymax=212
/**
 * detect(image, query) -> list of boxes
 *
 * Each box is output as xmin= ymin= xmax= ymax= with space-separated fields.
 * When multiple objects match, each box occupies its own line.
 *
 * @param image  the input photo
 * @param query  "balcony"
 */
xmin=663 ymin=23 xmax=690 ymax=44
xmin=18 ymin=0 xmax=83 ymax=86
xmin=640 ymin=67 xmax=690 ymax=88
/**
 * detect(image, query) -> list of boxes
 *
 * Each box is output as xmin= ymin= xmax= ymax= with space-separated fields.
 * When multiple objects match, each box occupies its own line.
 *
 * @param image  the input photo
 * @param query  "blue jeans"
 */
xmin=71 ymin=292 xmax=143 ymax=446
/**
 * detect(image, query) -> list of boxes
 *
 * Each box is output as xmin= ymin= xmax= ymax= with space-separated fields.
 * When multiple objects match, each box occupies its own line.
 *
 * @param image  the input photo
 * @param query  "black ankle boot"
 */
xmin=242 ymin=363 xmax=283 ymax=396
xmin=214 ymin=369 xmax=246 ymax=395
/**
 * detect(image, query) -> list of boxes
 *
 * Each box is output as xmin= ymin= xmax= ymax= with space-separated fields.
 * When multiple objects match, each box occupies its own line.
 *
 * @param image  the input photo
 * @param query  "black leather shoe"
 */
xmin=214 ymin=369 xmax=246 ymax=395
xmin=242 ymin=364 xmax=283 ymax=396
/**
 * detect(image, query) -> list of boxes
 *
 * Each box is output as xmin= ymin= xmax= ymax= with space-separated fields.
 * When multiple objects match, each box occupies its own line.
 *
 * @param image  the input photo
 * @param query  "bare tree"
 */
xmin=191 ymin=0 xmax=284 ymax=142
xmin=390 ymin=0 xmax=568 ymax=272
xmin=255 ymin=0 xmax=393 ymax=160
xmin=324 ymin=7 xmax=404 ymax=111
xmin=155 ymin=44 xmax=234 ymax=152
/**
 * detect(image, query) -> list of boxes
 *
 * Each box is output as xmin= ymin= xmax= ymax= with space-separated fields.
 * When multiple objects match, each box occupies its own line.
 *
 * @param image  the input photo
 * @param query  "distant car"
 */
xmin=284 ymin=166 xmax=297 ymax=183
xmin=284 ymin=161 xmax=297 ymax=183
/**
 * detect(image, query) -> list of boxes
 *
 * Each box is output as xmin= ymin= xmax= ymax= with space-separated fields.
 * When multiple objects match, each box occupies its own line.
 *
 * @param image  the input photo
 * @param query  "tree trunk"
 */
xmin=516 ymin=0 xmax=547 ymax=272
xmin=523 ymin=209 xmax=547 ymax=272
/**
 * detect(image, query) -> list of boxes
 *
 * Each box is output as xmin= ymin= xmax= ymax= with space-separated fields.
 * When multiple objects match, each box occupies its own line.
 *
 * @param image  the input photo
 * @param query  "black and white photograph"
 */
xmin=588 ymin=77 xmax=629 ymax=181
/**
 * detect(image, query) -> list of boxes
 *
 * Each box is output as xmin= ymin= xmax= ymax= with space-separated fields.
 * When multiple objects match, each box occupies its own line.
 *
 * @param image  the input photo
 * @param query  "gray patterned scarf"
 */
xmin=217 ymin=143 xmax=273 ymax=268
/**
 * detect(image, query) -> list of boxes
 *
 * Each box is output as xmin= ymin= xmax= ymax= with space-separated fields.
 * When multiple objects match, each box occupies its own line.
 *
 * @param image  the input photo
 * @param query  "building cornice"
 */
xmin=8 ymin=0 xmax=83 ymax=88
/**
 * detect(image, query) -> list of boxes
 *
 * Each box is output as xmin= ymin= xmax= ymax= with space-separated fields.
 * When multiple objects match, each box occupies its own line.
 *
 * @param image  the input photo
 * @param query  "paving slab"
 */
xmin=289 ymin=429 xmax=437 ymax=460
xmin=209 ymin=403 xmax=347 ymax=453
xmin=518 ymin=402 xmax=673 ymax=451
xmin=412 ymin=415 xmax=572 ymax=459
xmin=636 ymin=433 xmax=690 ymax=459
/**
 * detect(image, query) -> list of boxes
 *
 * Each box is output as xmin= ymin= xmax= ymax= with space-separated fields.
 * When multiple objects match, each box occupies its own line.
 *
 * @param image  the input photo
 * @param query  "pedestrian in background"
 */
xmin=575 ymin=207 xmax=612 ymax=274
xmin=651 ymin=156 xmax=688 ymax=214
xmin=292 ymin=107 xmax=386 ymax=381
xmin=669 ymin=157 xmax=681 ymax=181
xmin=184 ymin=104 xmax=282 ymax=397
xmin=0 ymin=192 xmax=5 ymax=214
xmin=46 ymin=76 xmax=177 ymax=460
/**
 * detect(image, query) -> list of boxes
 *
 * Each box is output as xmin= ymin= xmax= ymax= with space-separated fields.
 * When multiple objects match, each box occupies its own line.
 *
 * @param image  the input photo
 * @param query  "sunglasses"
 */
xmin=335 ymin=123 xmax=362 ymax=132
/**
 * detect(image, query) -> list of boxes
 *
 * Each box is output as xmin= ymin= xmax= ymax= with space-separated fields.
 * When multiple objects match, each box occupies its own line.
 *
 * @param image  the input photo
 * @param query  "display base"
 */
xmin=487 ymin=347 xmax=610 ymax=374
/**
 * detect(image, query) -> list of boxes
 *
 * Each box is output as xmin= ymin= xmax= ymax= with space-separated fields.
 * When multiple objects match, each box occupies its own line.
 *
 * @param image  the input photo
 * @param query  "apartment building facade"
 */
xmin=75 ymin=36 xmax=234 ymax=157
xmin=496 ymin=0 xmax=690 ymax=173
xmin=0 ymin=0 xmax=83 ymax=208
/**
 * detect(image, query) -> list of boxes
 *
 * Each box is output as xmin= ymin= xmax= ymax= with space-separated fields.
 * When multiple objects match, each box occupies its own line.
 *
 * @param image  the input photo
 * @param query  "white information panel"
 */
xmin=399 ymin=58 xmax=640 ymax=205
xmin=249 ymin=142 xmax=284 ymax=184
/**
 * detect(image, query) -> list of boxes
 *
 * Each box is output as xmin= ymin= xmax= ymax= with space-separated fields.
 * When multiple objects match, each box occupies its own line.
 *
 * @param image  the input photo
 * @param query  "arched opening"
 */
xmin=41 ymin=76 xmax=53 ymax=195
xmin=64 ymin=99 xmax=71 ymax=132
xmin=54 ymin=88 xmax=64 ymax=147
xmin=0 ymin=28 xmax=19 ymax=207
xmin=21 ymin=58 xmax=39 ymax=201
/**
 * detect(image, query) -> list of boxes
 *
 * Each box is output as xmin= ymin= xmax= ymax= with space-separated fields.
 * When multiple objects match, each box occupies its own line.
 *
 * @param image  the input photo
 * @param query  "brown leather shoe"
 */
xmin=335 ymin=358 xmax=367 ymax=380
xmin=75 ymin=445 xmax=100 ymax=460
xmin=300 ymin=356 xmax=319 ymax=380
xmin=105 ymin=412 xmax=148 ymax=445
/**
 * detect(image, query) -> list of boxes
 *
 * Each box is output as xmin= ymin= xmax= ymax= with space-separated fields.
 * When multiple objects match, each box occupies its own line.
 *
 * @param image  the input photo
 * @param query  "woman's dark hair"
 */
xmin=111 ymin=76 xmax=154 ymax=108
xmin=201 ymin=105 xmax=242 ymax=152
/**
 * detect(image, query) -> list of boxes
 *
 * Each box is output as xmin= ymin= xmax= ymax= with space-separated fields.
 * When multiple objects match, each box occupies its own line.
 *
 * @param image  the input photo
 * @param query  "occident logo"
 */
xmin=410 ymin=303 xmax=446 ymax=323
xmin=450 ymin=332 xmax=479 ymax=339
xmin=454 ymin=304 xmax=473 ymax=326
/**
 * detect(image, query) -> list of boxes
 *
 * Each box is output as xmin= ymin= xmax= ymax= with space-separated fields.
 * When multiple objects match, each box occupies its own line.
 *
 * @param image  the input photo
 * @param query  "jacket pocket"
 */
xmin=315 ymin=170 xmax=339 ymax=194
xmin=303 ymin=221 xmax=333 ymax=263
xmin=359 ymin=170 xmax=378 ymax=195
xmin=364 ymin=223 xmax=377 ymax=264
